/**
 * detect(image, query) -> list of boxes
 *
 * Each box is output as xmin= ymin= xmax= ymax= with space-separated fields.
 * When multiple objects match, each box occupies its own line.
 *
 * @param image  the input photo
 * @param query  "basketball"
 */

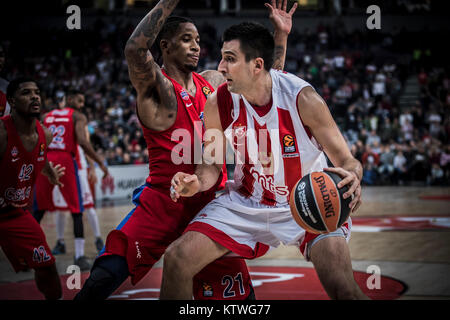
xmin=289 ymin=171 xmax=351 ymax=234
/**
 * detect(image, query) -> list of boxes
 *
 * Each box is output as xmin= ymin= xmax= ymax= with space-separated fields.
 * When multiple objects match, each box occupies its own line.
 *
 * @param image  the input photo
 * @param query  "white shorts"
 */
xmin=185 ymin=189 xmax=351 ymax=261
xmin=53 ymin=166 xmax=94 ymax=210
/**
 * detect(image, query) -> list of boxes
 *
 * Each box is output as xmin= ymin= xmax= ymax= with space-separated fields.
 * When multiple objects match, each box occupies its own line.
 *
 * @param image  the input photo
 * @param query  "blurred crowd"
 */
xmin=1 ymin=14 xmax=448 ymax=186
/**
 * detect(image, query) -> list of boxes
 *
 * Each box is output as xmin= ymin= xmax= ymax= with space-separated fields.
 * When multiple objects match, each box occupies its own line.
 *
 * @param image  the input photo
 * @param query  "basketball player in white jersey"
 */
xmin=162 ymin=22 xmax=368 ymax=300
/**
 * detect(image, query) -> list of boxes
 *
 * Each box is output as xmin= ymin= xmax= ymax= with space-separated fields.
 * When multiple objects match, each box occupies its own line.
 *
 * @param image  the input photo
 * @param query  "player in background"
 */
xmin=162 ymin=22 xmax=368 ymax=300
xmin=0 ymin=44 xmax=10 ymax=116
xmin=49 ymin=91 xmax=104 ymax=255
xmin=75 ymin=0 xmax=296 ymax=300
xmin=0 ymin=78 xmax=64 ymax=299
xmin=33 ymin=90 xmax=109 ymax=271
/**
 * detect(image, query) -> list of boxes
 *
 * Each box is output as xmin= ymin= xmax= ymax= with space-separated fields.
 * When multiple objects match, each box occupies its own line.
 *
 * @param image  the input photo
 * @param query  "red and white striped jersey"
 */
xmin=217 ymin=69 xmax=328 ymax=207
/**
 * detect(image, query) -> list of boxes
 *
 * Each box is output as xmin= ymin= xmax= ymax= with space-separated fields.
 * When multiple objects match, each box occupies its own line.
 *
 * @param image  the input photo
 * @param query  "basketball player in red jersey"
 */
xmin=163 ymin=22 xmax=368 ymax=300
xmin=34 ymin=90 xmax=109 ymax=271
xmin=0 ymin=78 xmax=64 ymax=299
xmin=42 ymin=91 xmax=105 ymax=256
xmin=75 ymin=0 xmax=296 ymax=300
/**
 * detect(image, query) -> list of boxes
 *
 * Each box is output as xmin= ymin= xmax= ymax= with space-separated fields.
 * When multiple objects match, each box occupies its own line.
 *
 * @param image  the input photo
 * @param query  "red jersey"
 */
xmin=0 ymin=115 xmax=47 ymax=210
xmin=140 ymin=71 xmax=226 ymax=191
xmin=43 ymin=107 xmax=77 ymax=156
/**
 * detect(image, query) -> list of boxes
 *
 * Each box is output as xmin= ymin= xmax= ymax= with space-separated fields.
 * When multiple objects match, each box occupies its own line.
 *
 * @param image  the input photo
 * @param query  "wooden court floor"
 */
xmin=1 ymin=186 xmax=449 ymax=299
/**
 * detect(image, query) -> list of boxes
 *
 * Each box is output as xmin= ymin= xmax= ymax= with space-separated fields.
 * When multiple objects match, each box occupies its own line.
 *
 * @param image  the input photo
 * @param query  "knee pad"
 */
xmin=74 ymin=255 xmax=129 ymax=300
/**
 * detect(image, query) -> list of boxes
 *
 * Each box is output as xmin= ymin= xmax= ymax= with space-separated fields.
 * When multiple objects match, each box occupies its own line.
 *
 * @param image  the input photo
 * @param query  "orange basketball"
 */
xmin=289 ymin=171 xmax=351 ymax=234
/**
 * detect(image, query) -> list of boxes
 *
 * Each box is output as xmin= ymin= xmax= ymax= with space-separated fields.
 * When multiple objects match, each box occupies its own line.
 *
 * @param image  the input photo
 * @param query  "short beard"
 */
xmin=185 ymin=63 xmax=198 ymax=72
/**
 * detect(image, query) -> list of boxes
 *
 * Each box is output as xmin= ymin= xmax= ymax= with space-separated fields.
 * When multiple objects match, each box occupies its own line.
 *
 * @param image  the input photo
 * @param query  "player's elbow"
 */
xmin=124 ymin=40 xmax=139 ymax=60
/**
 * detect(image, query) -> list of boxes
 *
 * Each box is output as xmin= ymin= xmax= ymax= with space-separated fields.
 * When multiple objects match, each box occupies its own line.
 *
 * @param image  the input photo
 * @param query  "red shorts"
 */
xmin=98 ymin=184 xmax=252 ymax=299
xmin=193 ymin=257 xmax=253 ymax=300
xmin=34 ymin=151 xmax=83 ymax=213
xmin=0 ymin=208 xmax=55 ymax=272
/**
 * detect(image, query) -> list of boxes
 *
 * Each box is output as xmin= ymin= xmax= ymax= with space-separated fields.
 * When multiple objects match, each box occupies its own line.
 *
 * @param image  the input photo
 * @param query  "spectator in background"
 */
xmin=378 ymin=145 xmax=395 ymax=184
xmin=366 ymin=129 xmax=381 ymax=148
xmin=393 ymin=150 xmax=408 ymax=185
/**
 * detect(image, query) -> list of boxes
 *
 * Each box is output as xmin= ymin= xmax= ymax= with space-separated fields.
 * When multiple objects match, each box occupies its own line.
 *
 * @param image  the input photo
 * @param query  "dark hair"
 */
xmin=67 ymin=89 xmax=84 ymax=97
xmin=6 ymin=77 xmax=37 ymax=99
xmin=158 ymin=16 xmax=194 ymax=44
xmin=222 ymin=22 xmax=274 ymax=71
xmin=152 ymin=16 xmax=195 ymax=64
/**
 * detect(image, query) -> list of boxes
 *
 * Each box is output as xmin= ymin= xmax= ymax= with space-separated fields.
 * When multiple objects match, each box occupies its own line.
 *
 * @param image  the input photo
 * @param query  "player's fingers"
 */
xmin=282 ymin=0 xmax=287 ymax=11
xmin=349 ymin=186 xmax=361 ymax=209
xmin=352 ymin=197 xmax=362 ymax=213
xmin=289 ymin=2 xmax=298 ymax=15
xmin=337 ymin=174 xmax=353 ymax=188
xmin=264 ymin=2 xmax=274 ymax=11
xmin=323 ymin=166 xmax=347 ymax=179
xmin=183 ymin=175 xmax=197 ymax=183
xmin=276 ymin=0 xmax=281 ymax=9
xmin=344 ymin=178 xmax=359 ymax=199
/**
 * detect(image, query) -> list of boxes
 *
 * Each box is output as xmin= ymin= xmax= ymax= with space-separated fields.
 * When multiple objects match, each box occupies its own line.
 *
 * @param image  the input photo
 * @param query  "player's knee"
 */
xmin=164 ymin=242 xmax=194 ymax=277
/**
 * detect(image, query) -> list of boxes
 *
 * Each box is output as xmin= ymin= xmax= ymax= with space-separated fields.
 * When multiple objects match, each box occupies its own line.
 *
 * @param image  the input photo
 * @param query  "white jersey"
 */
xmin=218 ymin=69 xmax=328 ymax=208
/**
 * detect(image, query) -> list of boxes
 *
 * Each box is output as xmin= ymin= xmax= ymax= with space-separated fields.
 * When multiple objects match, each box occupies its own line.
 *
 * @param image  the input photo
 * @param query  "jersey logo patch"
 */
xmin=11 ymin=146 xmax=18 ymax=157
xmin=202 ymin=86 xmax=212 ymax=99
xmin=283 ymin=134 xmax=296 ymax=153
xmin=202 ymin=283 xmax=213 ymax=297
xmin=180 ymin=90 xmax=189 ymax=101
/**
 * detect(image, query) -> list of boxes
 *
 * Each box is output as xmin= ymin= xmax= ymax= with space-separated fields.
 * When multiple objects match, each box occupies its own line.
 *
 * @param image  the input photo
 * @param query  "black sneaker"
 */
xmin=95 ymin=237 xmax=104 ymax=253
xmin=52 ymin=240 xmax=66 ymax=255
xmin=74 ymin=256 xmax=91 ymax=271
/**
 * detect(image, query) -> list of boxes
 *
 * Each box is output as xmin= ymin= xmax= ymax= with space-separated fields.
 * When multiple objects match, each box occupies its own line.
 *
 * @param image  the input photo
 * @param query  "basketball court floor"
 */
xmin=0 ymin=186 xmax=449 ymax=300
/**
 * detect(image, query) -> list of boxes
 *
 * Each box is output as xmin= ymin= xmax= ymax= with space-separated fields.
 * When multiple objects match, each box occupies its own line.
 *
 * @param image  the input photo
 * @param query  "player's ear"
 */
xmin=254 ymin=57 xmax=264 ymax=74
xmin=160 ymin=39 xmax=170 ymax=53
xmin=6 ymin=97 xmax=15 ymax=108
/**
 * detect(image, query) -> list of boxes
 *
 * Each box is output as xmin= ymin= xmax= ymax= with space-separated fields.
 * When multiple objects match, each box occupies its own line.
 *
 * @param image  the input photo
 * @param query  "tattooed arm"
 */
xmin=266 ymin=0 xmax=297 ymax=70
xmin=124 ymin=0 xmax=180 ymax=131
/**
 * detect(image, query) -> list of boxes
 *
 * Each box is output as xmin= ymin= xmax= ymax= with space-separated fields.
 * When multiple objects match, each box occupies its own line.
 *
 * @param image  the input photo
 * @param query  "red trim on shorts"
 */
xmin=185 ymin=221 xmax=270 ymax=259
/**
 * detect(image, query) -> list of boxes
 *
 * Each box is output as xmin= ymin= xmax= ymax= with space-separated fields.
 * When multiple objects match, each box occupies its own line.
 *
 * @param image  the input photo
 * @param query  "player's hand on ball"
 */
xmin=324 ymin=167 xmax=362 ymax=214
xmin=170 ymin=172 xmax=201 ymax=202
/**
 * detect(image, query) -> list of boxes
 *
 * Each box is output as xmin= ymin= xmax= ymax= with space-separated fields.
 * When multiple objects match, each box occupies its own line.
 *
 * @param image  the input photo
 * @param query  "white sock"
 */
xmin=53 ymin=210 xmax=68 ymax=241
xmin=74 ymin=238 xmax=85 ymax=259
xmin=86 ymin=207 xmax=101 ymax=238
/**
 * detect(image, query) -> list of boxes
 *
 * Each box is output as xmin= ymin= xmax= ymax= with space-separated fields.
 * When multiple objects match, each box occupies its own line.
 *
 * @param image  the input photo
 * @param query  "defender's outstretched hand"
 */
xmin=265 ymin=0 xmax=298 ymax=35
xmin=170 ymin=172 xmax=201 ymax=202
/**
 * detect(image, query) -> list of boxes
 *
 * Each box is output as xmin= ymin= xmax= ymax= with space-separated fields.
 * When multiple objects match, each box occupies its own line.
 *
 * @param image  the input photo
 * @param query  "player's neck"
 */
xmin=242 ymin=72 xmax=272 ymax=107
xmin=10 ymin=111 xmax=36 ymax=135
xmin=163 ymin=64 xmax=194 ymax=90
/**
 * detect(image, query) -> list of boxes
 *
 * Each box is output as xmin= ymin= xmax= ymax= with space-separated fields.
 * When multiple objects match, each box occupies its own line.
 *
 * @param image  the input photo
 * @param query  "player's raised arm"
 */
xmin=200 ymin=0 xmax=296 ymax=89
xmin=170 ymin=91 xmax=225 ymax=201
xmin=124 ymin=0 xmax=180 ymax=130
xmin=297 ymin=87 xmax=363 ymax=213
xmin=124 ymin=0 xmax=179 ymax=90
xmin=266 ymin=0 xmax=297 ymax=70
